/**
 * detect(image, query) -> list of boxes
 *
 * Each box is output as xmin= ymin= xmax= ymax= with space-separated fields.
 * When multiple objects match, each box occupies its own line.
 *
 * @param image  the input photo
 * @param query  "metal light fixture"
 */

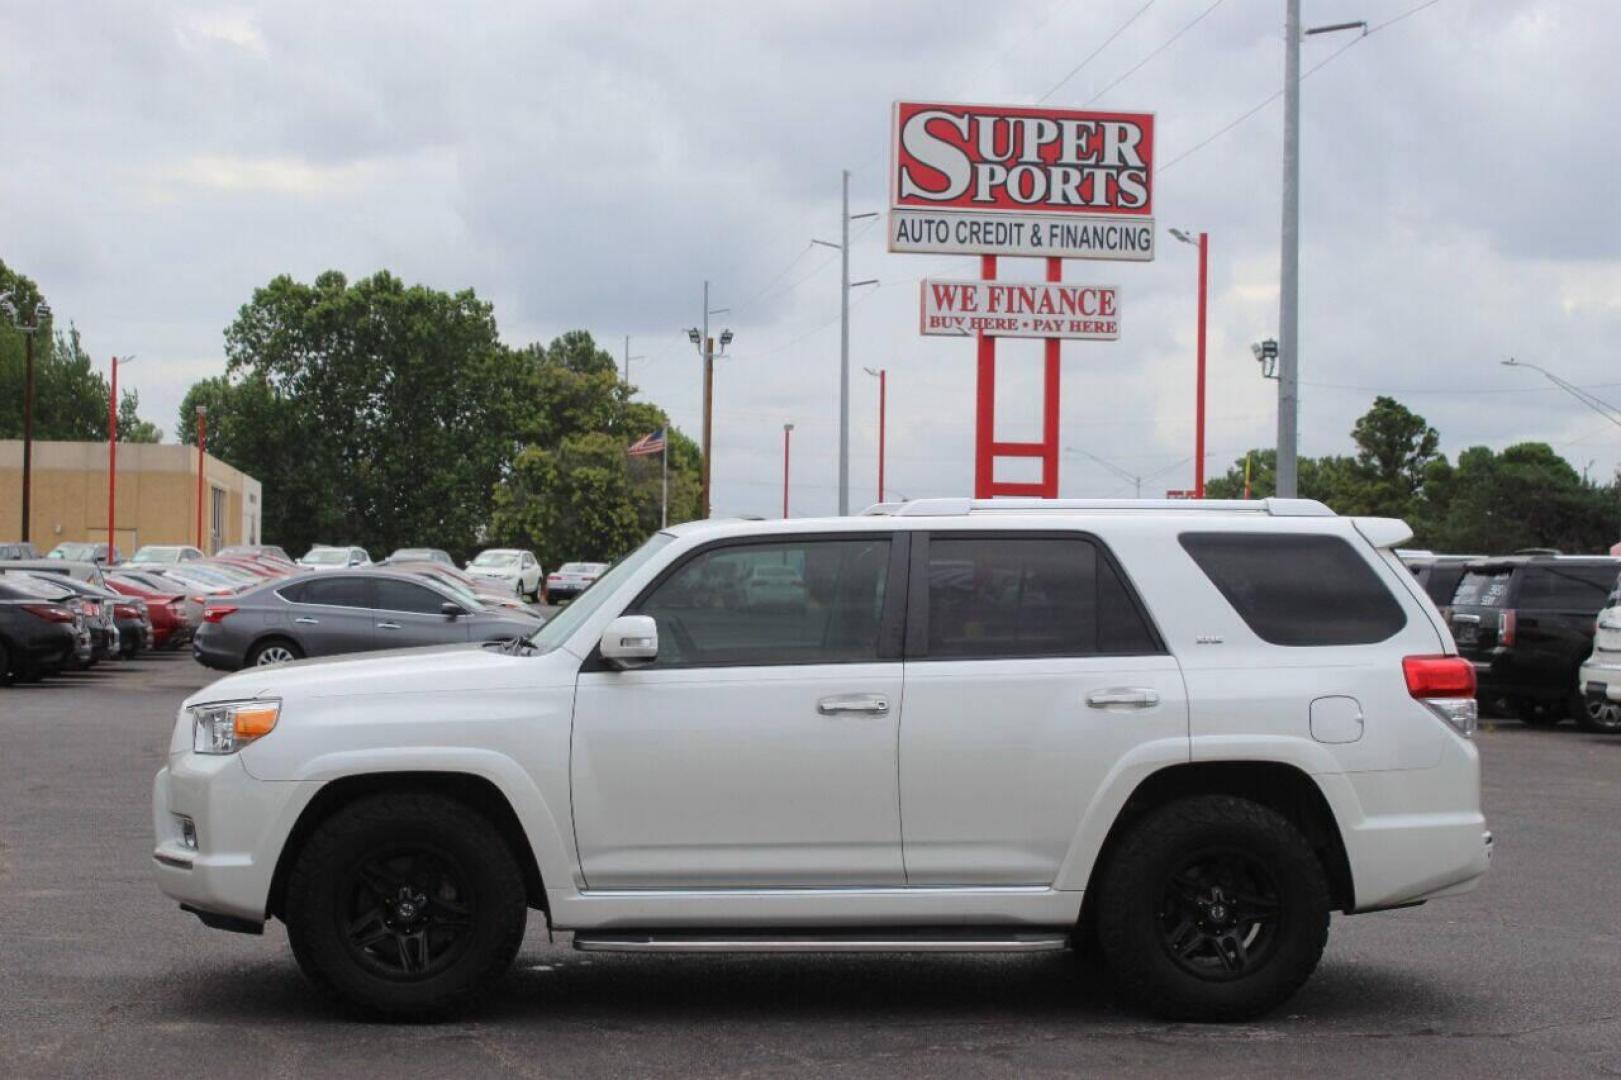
xmin=1252 ymin=339 xmax=1279 ymax=380
xmin=686 ymin=328 xmax=701 ymax=346
xmin=719 ymin=329 xmax=734 ymax=348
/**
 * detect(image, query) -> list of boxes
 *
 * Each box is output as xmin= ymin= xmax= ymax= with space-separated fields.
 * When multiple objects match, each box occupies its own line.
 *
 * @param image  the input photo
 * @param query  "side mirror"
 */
xmin=441 ymin=601 xmax=465 ymax=620
xmin=599 ymin=614 xmax=658 ymax=668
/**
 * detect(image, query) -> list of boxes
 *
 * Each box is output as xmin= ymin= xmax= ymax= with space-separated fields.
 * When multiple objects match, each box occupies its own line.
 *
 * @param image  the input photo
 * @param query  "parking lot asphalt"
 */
xmin=2 ymin=653 xmax=1619 ymax=1079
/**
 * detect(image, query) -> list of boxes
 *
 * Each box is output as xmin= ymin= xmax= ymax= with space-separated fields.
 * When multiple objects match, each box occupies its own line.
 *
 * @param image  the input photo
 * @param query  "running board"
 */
xmin=572 ymin=929 xmax=1071 ymax=954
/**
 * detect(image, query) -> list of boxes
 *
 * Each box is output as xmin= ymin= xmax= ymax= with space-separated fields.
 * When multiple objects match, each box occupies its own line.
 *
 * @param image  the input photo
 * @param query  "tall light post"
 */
xmin=108 ymin=355 xmax=137 ymax=559
xmin=1277 ymin=5 xmax=1368 ymax=497
xmin=1501 ymin=358 xmax=1621 ymax=429
xmin=686 ymin=281 xmax=731 ymax=519
xmin=812 ymin=170 xmax=878 ymax=515
xmin=1169 ymin=229 xmax=1209 ymax=498
xmin=782 ymin=423 xmax=794 ymax=519
xmin=195 ymin=405 xmax=208 ymax=552
xmin=862 ymin=367 xmax=887 ymax=503
xmin=1 ymin=292 xmax=51 ymax=543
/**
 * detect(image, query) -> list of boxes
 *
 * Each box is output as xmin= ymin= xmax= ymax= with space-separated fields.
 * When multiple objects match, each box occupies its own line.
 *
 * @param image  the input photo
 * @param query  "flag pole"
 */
xmin=660 ymin=430 xmax=669 ymax=529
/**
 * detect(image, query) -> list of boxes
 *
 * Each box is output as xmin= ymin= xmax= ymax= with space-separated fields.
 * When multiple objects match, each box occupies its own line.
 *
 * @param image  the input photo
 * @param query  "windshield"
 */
xmin=392 ymin=549 xmax=434 ymax=561
xmin=50 ymin=543 xmax=96 ymax=560
xmin=1453 ymin=569 xmax=1512 ymax=608
xmin=131 ymin=547 xmax=178 ymax=563
xmin=527 ymin=534 xmax=673 ymax=653
xmin=473 ymin=552 xmax=520 ymax=567
xmin=301 ymin=548 xmax=350 ymax=565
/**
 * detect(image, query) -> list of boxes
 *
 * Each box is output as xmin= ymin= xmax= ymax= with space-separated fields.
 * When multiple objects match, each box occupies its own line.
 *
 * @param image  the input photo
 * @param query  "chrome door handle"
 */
xmin=378 ymin=621 xmax=402 ymax=630
xmin=817 ymin=694 xmax=890 ymax=716
xmin=294 ymin=617 xmax=319 ymax=625
xmin=1086 ymin=688 xmax=1160 ymax=708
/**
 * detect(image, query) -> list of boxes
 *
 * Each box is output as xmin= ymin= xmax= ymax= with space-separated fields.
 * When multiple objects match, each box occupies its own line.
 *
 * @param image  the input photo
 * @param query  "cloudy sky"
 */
xmin=3 ymin=0 xmax=1617 ymax=517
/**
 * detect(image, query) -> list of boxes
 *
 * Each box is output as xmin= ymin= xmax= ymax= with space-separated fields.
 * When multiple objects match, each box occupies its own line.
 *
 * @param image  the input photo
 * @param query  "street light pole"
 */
xmin=622 ymin=335 xmax=645 ymax=394
xmin=1277 ymin=0 xmax=1302 ymax=498
xmin=863 ymin=367 xmax=886 ymax=503
xmin=782 ymin=423 xmax=794 ymax=519
xmin=2 ymin=292 xmax=50 ymax=544
xmin=107 ymin=355 xmax=136 ymax=559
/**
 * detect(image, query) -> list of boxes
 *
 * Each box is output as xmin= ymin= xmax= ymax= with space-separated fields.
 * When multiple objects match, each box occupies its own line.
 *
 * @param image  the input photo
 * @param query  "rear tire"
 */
xmin=1514 ymin=699 xmax=1561 ymax=727
xmin=1576 ymin=692 xmax=1621 ymax=734
xmin=283 ymin=792 xmax=528 ymax=1020
xmin=247 ymin=637 xmax=302 ymax=667
xmin=1094 ymin=795 xmax=1330 ymax=1023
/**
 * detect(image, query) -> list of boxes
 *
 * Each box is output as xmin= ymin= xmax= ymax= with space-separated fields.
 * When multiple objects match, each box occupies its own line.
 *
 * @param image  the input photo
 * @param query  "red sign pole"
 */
xmin=974 ymin=255 xmax=997 ymax=498
xmin=1195 ymin=232 xmax=1209 ymax=498
xmin=107 ymin=357 xmax=118 ymax=557
xmin=1042 ymin=257 xmax=1062 ymax=499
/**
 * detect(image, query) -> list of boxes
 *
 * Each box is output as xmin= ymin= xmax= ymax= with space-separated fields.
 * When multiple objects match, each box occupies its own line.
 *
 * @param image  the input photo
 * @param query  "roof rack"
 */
xmin=878 ymin=497 xmax=1335 ymax=518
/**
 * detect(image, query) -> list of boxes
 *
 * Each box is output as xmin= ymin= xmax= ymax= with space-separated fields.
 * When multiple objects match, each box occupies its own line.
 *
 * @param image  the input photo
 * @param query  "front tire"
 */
xmin=283 ymin=792 xmax=528 ymax=1019
xmin=1094 ymin=795 xmax=1330 ymax=1022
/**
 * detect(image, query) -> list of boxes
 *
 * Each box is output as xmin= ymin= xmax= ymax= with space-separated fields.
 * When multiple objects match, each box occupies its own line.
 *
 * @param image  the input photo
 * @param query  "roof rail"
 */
xmin=891 ymin=497 xmax=1335 ymax=518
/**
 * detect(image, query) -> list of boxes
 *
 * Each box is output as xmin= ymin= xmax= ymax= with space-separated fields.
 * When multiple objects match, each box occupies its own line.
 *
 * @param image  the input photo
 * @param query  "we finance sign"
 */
xmin=889 ymin=101 xmax=1155 ymax=261
xmin=920 ymin=279 xmax=1119 ymax=341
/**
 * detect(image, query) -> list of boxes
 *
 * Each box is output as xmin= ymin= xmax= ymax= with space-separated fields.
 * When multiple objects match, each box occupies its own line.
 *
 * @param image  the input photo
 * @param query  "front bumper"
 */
xmin=152 ymin=754 xmax=323 ymax=925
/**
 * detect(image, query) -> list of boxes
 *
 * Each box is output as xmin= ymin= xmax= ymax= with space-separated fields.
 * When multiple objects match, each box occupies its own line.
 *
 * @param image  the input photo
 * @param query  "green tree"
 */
xmin=2 ymin=258 xmax=164 ymax=442
xmin=1413 ymin=443 xmax=1619 ymax=554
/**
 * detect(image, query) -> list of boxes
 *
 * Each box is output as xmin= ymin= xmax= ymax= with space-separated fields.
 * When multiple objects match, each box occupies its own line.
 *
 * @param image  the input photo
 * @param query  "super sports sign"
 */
xmin=888 ymin=101 xmax=1155 ymax=261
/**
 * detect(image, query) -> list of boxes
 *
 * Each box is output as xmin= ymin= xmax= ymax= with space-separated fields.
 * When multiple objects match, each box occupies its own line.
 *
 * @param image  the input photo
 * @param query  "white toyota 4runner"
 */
xmin=153 ymin=498 xmax=1491 ymax=1021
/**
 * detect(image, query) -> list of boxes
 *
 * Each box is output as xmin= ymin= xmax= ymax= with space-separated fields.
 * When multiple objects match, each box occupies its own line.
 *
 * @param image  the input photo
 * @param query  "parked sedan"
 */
xmin=0 ymin=541 xmax=40 ymax=560
xmin=466 ymin=548 xmax=543 ymax=600
xmin=104 ymin=573 xmax=194 ymax=649
xmin=545 ymin=561 xmax=609 ymax=603
xmin=129 ymin=545 xmax=204 ymax=565
xmin=299 ymin=545 xmax=372 ymax=571
xmin=192 ymin=568 xmax=539 ymax=670
xmin=48 ymin=541 xmax=121 ymax=564
xmin=385 ymin=547 xmax=456 ymax=567
xmin=0 ymin=577 xmax=84 ymax=683
xmin=24 ymin=574 xmax=150 ymax=658
xmin=387 ymin=560 xmax=541 ymax=617
xmin=0 ymin=571 xmax=114 ymax=665
xmin=218 ymin=544 xmax=293 ymax=563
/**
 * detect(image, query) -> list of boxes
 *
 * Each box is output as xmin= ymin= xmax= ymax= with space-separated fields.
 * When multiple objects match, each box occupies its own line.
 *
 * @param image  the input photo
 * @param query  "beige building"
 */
xmin=0 ymin=440 xmax=262 ymax=556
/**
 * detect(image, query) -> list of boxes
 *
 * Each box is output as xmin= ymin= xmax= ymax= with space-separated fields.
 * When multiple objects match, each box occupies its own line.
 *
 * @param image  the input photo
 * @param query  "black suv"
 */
xmin=1403 ymin=553 xmax=1481 ymax=609
xmin=1449 ymin=554 xmax=1621 ymax=725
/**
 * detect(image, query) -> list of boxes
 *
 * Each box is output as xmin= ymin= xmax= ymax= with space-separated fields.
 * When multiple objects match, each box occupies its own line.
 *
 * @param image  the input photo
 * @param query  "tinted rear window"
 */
xmin=1453 ymin=569 xmax=1513 ymax=608
xmin=1180 ymin=532 xmax=1406 ymax=646
xmin=1517 ymin=564 xmax=1619 ymax=612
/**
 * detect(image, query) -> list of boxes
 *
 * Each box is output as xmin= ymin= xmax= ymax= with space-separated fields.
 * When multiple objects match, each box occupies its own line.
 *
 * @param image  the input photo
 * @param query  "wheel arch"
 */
xmin=1077 ymin=761 xmax=1355 ymax=939
xmin=265 ymin=771 xmax=547 ymax=921
xmin=245 ymin=631 xmax=302 ymax=664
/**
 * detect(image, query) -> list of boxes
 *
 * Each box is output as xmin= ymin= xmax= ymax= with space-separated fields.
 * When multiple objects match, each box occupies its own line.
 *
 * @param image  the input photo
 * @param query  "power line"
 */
xmin=1160 ymin=0 xmax=1446 ymax=176
xmin=1084 ymin=0 xmax=1228 ymax=106
xmin=1036 ymin=0 xmax=1159 ymax=103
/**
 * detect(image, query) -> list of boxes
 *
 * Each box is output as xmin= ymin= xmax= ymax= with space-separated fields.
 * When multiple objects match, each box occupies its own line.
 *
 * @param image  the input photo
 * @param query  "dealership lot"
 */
xmin=1 ymin=653 xmax=1618 ymax=1079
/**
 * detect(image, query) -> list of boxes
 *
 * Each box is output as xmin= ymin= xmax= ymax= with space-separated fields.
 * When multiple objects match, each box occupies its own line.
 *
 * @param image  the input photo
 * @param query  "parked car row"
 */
xmin=0 ymin=565 xmax=155 ymax=684
xmin=1403 ymin=549 xmax=1621 ymax=732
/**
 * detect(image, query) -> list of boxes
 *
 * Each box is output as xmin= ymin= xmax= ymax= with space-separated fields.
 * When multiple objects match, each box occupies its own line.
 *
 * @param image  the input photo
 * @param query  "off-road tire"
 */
xmin=1094 ymin=795 xmax=1330 ymax=1022
xmin=283 ymin=792 xmax=528 ymax=1020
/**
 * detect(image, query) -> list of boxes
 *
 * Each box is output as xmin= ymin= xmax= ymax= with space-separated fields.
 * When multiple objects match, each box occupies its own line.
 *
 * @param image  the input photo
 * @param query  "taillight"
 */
xmin=115 ymin=603 xmax=139 ymax=619
xmin=202 ymin=605 xmax=238 ymax=623
xmin=1498 ymin=609 xmax=1517 ymax=647
xmin=22 ymin=603 xmax=75 ymax=623
xmin=1404 ymin=655 xmax=1477 ymax=737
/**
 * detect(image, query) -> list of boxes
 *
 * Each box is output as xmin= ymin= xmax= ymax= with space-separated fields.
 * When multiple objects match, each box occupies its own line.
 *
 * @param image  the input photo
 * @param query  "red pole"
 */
xmin=1195 ymin=232 xmax=1209 ymax=498
xmin=877 ymin=370 xmax=886 ymax=503
xmin=1042 ymin=257 xmax=1062 ymax=499
xmin=107 ymin=357 xmax=118 ymax=560
xmin=781 ymin=424 xmax=793 ymax=518
xmin=196 ymin=408 xmax=207 ymax=551
xmin=974 ymin=255 xmax=997 ymax=498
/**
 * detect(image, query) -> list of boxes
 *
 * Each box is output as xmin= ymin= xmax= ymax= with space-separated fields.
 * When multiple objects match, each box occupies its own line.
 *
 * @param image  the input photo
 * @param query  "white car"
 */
xmin=544 ymin=561 xmax=609 ymax=603
xmin=130 ymin=544 xmax=204 ymax=565
xmin=152 ymin=498 xmax=1490 ymax=1022
xmin=1577 ymin=582 xmax=1621 ymax=733
xmin=466 ymin=548 xmax=542 ymax=600
xmin=298 ymin=546 xmax=371 ymax=572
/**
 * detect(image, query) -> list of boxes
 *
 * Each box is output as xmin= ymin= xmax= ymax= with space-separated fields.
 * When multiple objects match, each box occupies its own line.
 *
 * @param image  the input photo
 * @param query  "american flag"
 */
xmin=627 ymin=428 xmax=666 ymax=457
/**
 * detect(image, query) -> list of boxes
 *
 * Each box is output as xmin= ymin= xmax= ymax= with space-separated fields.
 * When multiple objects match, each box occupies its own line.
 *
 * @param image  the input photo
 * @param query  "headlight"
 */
xmin=190 ymin=699 xmax=280 ymax=754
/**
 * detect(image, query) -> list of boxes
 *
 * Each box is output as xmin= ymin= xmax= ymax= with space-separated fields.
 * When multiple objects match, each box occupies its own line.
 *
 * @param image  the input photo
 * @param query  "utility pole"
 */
xmin=1170 ymin=229 xmax=1210 ymax=498
xmin=812 ymin=171 xmax=878 ymax=515
xmin=1 ymin=292 xmax=49 ymax=543
xmin=1277 ymin=0 xmax=1301 ymax=498
xmin=687 ymin=283 xmax=731 ymax=519
xmin=622 ymin=335 xmax=644 ymax=393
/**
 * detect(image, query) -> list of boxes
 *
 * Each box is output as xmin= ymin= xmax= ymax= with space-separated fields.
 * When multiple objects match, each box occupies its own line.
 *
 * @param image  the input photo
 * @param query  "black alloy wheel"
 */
xmin=1157 ymin=850 xmax=1282 ymax=980
xmin=340 ymin=845 xmax=477 ymax=980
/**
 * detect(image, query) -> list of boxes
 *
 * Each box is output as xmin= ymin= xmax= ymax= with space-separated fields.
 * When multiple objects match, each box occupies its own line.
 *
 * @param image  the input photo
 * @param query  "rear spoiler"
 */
xmin=1353 ymin=517 xmax=1414 ymax=550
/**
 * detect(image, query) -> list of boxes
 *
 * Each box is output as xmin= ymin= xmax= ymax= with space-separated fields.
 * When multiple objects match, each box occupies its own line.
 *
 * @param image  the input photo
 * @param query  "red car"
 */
xmin=103 ymin=575 xmax=195 ymax=650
